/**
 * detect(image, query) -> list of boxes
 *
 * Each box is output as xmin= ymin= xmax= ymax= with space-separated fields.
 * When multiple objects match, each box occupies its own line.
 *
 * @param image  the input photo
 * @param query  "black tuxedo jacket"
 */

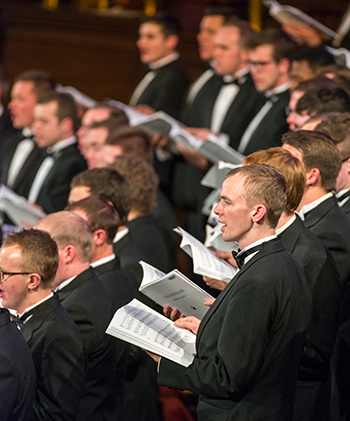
xmin=128 ymin=214 xmax=171 ymax=272
xmin=57 ymin=268 xmax=126 ymax=421
xmin=34 ymin=143 xmax=87 ymax=213
xmin=113 ymin=231 xmax=145 ymax=290
xmin=181 ymin=73 xmax=264 ymax=149
xmin=134 ymin=59 xmax=189 ymax=119
xmin=0 ymin=131 xmax=46 ymax=198
xmin=0 ymin=111 xmax=17 ymax=145
xmin=158 ymin=239 xmax=310 ymax=421
xmin=0 ymin=308 xmax=36 ymax=421
xmin=19 ymin=294 xmax=85 ymax=421
xmin=303 ymin=195 xmax=350 ymax=287
xmin=152 ymin=188 xmax=178 ymax=270
xmin=278 ymin=215 xmax=342 ymax=380
xmin=240 ymin=90 xmax=290 ymax=156
xmin=92 ymin=257 xmax=134 ymax=311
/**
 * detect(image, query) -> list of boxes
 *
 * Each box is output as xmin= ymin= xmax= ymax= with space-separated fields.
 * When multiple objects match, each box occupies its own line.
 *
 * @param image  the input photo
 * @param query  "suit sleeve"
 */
xmin=158 ymin=277 xmax=275 ymax=399
xmin=32 ymin=332 xmax=86 ymax=421
xmin=0 ymin=354 xmax=21 ymax=419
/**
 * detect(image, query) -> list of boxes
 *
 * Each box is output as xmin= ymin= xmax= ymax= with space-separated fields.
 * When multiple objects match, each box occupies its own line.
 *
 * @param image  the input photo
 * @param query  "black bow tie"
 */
xmin=232 ymin=243 xmax=265 ymax=269
xmin=11 ymin=311 xmax=33 ymax=330
xmin=337 ymin=190 xmax=350 ymax=202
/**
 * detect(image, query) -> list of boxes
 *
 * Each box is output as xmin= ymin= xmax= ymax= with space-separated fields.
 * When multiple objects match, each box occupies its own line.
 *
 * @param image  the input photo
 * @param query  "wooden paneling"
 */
xmin=0 ymin=2 xmax=202 ymax=103
xmin=0 ymin=0 xmax=349 ymax=104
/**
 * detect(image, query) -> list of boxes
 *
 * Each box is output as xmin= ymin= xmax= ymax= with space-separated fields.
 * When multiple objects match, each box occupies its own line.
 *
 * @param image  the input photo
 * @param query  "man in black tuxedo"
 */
xmin=65 ymin=194 xmax=160 ymax=421
xmin=282 ymin=130 xmax=350 ymax=286
xmin=65 ymin=195 xmax=134 ymax=310
xmin=0 ymin=307 xmax=36 ymax=421
xmin=316 ymin=113 xmax=350 ymax=217
xmin=130 ymin=12 xmax=189 ymax=197
xmin=244 ymin=147 xmax=342 ymax=421
xmin=150 ymin=164 xmax=310 ymax=421
xmin=182 ymin=6 xmax=237 ymax=109
xmin=27 ymin=91 xmax=87 ymax=214
xmin=0 ymin=229 xmax=85 ymax=421
xmin=36 ymin=211 xmax=127 ymax=421
xmin=173 ymin=19 xmax=264 ymax=241
xmin=235 ymin=29 xmax=295 ymax=156
xmin=130 ymin=12 xmax=188 ymax=119
xmin=304 ymin=117 xmax=350 ymax=421
xmin=283 ymin=130 xmax=350 ymax=421
xmin=0 ymin=70 xmax=55 ymax=198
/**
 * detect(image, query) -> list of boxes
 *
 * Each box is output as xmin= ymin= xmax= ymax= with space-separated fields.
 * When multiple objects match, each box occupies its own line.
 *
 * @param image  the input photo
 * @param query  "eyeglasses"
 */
xmin=0 ymin=270 xmax=33 ymax=282
xmin=249 ymin=60 xmax=275 ymax=69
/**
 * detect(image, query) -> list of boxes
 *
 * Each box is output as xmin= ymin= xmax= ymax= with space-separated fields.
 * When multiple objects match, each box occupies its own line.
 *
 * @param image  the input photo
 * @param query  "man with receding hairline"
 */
xmin=150 ymin=164 xmax=310 ymax=421
xmin=36 ymin=211 xmax=126 ymax=421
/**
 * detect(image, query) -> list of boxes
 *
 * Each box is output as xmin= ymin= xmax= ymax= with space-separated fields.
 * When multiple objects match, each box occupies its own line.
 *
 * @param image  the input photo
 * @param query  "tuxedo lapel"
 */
xmin=278 ymin=216 xmax=304 ymax=255
xmin=57 ymin=268 xmax=95 ymax=302
xmin=20 ymin=295 xmax=60 ymax=342
xmin=197 ymin=240 xmax=285 ymax=344
xmin=303 ymin=196 xmax=336 ymax=229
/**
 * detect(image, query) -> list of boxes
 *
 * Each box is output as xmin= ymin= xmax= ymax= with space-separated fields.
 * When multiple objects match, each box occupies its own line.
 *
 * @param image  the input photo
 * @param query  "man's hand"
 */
xmin=144 ymin=349 xmax=161 ymax=363
xmin=203 ymin=276 xmax=227 ymax=291
xmin=204 ymin=298 xmax=215 ymax=307
xmin=174 ymin=316 xmax=201 ymax=335
xmin=151 ymin=133 xmax=171 ymax=150
xmin=185 ymin=127 xmax=214 ymax=140
xmin=134 ymin=104 xmax=156 ymax=115
xmin=176 ymin=143 xmax=208 ymax=170
xmin=281 ymin=22 xmax=322 ymax=47
xmin=163 ymin=305 xmax=184 ymax=321
xmin=214 ymin=250 xmax=238 ymax=268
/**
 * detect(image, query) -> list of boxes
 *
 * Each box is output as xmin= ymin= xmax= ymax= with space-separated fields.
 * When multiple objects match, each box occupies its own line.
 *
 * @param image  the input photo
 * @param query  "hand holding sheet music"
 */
xmin=139 ymin=261 xmax=213 ymax=319
xmin=106 ymin=299 xmax=196 ymax=367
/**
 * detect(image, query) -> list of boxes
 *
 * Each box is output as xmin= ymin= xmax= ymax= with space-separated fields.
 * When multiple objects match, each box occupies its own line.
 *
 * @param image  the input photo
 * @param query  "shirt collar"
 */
xmin=113 ymin=226 xmax=129 ymax=243
xmin=276 ymin=214 xmax=296 ymax=236
xmin=336 ymin=188 xmax=350 ymax=206
xmin=22 ymin=127 xmax=35 ymax=138
xmin=9 ymin=291 xmax=54 ymax=319
xmin=54 ymin=275 xmax=76 ymax=292
xmin=238 ymin=235 xmax=277 ymax=265
xmin=149 ymin=52 xmax=179 ymax=70
xmin=223 ymin=66 xmax=250 ymax=83
xmin=46 ymin=136 xmax=76 ymax=154
xmin=336 ymin=188 xmax=350 ymax=199
xmin=299 ymin=192 xmax=333 ymax=218
xmin=265 ymin=81 xmax=290 ymax=98
xmin=90 ymin=253 xmax=116 ymax=268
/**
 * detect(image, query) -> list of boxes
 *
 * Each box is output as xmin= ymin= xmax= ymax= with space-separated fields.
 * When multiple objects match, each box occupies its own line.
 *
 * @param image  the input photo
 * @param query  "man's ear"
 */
xmin=60 ymin=116 xmax=73 ymax=134
xmin=278 ymin=57 xmax=291 ymax=75
xmin=93 ymin=229 xmax=107 ymax=247
xmin=166 ymin=34 xmax=179 ymax=51
xmin=62 ymin=245 xmax=76 ymax=264
xmin=305 ymin=168 xmax=320 ymax=186
xmin=28 ymin=273 xmax=42 ymax=291
xmin=251 ymin=204 xmax=267 ymax=223
xmin=345 ymin=158 xmax=350 ymax=174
